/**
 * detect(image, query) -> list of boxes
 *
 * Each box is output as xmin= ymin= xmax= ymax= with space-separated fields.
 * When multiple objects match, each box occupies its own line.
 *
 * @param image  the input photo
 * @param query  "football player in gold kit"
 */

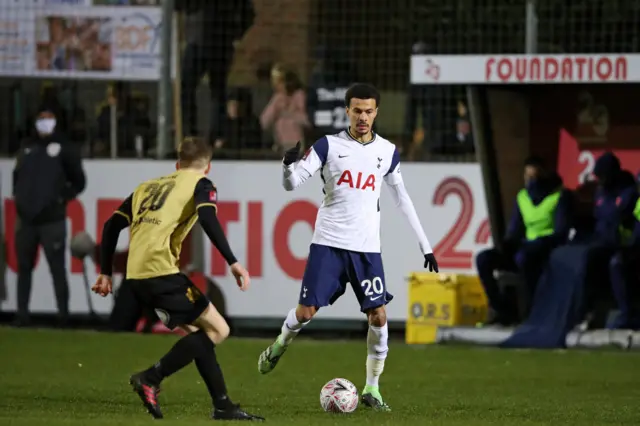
xmin=92 ymin=137 xmax=264 ymax=421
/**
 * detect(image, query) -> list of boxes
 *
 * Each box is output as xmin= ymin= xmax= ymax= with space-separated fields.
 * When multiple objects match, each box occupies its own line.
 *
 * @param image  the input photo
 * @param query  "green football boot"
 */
xmin=361 ymin=385 xmax=391 ymax=412
xmin=258 ymin=336 xmax=288 ymax=374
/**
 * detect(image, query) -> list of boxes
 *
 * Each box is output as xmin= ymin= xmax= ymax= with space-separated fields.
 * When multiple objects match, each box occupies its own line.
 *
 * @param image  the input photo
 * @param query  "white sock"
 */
xmin=277 ymin=308 xmax=308 ymax=345
xmin=365 ymin=323 xmax=388 ymax=388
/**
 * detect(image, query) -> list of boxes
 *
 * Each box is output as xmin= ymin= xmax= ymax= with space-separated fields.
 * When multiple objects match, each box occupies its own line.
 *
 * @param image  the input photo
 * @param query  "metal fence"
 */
xmin=0 ymin=0 xmax=638 ymax=161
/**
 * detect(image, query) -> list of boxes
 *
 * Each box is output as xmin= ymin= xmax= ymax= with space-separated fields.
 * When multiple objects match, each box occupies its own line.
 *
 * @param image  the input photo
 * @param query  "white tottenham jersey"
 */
xmin=291 ymin=130 xmax=402 ymax=253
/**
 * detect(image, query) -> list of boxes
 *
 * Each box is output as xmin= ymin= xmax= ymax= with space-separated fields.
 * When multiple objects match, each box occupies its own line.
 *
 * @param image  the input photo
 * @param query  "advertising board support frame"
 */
xmin=525 ymin=0 xmax=538 ymax=54
xmin=109 ymin=104 xmax=118 ymax=159
xmin=157 ymin=0 xmax=175 ymax=159
xmin=466 ymin=87 xmax=505 ymax=247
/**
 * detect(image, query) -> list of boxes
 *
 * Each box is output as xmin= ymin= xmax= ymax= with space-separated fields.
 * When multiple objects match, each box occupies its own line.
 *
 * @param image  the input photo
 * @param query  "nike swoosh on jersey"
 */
xmin=370 ymin=295 xmax=382 ymax=301
xmin=338 ymin=154 xmax=349 ymax=158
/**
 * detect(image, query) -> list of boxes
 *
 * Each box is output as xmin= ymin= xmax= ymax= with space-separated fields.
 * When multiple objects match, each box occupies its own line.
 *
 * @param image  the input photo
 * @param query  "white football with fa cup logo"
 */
xmin=319 ymin=378 xmax=359 ymax=413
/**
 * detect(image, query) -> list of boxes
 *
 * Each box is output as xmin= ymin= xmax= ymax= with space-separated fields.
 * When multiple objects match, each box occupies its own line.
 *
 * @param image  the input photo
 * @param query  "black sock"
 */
xmin=144 ymin=331 xmax=205 ymax=385
xmin=192 ymin=331 xmax=233 ymax=410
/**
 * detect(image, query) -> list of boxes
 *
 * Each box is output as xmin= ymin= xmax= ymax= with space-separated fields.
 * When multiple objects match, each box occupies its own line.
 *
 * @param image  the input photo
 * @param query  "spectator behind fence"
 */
xmin=402 ymin=41 xmax=443 ymax=158
xmin=306 ymin=45 xmax=354 ymax=142
xmin=178 ymin=0 xmax=254 ymax=143
xmin=214 ymin=88 xmax=262 ymax=153
xmin=66 ymin=97 xmax=88 ymax=146
xmin=589 ymin=153 xmax=640 ymax=329
xmin=94 ymin=83 xmax=153 ymax=157
xmin=455 ymin=100 xmax=474 ymax=152
xmin=12 ymin=107 xmax=86 ymax=327
xmin=260 ymin=64 xmax=310 ymax=152
xmin=475 ymin=156 xmax=572 ymax=325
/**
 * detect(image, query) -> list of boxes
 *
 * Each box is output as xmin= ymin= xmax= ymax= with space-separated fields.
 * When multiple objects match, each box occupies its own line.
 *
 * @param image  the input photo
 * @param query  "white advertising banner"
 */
xmin=42 ymin=0 xmax=93 ymax=5
xmin=0 ymin=4 xmax=164 ymax=80
xmin=0 ymin=161 xmax=491 ymax=321
xmin=0 ymin=0 xmax=92 ymax=5
xmin=410 ymin=54 xmax=638 ymax=84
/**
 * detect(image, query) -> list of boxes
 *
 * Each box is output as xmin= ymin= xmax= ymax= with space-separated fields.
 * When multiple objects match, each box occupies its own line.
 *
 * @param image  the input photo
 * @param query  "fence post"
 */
xmin=109 ymin=103 xmax=118 ymax=159
xmin=525 ymin=0 xmax=538 ymax=54
xmin=157 ymin=0 xmax=175 ymax=159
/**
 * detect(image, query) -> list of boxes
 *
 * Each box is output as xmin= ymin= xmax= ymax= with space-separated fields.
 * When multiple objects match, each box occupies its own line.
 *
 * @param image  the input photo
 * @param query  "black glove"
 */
xmin=424 ymin=253 xmax=439 ymax=273
xmin=283 ymin=141 xmax=302 ymax=166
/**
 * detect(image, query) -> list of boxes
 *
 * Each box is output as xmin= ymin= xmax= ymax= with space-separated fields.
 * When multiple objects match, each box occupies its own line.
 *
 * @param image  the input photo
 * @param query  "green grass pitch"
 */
xmin=1 ymin=327 xmax=639 ymax=425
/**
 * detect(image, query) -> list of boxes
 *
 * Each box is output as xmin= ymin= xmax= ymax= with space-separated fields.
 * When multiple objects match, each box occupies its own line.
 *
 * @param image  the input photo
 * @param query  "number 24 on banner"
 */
xmin=432 ymin=177 xmax=491 ymax=270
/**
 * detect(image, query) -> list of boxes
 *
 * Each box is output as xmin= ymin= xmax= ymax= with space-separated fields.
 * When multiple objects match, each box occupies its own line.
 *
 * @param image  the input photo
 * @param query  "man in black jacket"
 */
xmin=178 ymin=0 xmax=255 ymax=142
xmin=13 ymin=108 xmax=86 ymax=326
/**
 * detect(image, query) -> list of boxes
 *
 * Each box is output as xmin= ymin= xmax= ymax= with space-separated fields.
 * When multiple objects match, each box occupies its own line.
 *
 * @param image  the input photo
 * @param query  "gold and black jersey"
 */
xmin=115 ymin=169 xmax=217 ymax=279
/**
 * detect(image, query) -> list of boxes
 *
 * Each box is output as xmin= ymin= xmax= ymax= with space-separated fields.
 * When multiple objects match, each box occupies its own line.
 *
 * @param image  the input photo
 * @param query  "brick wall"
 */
xmin=228 ymin=0 xmax=312 ymax=87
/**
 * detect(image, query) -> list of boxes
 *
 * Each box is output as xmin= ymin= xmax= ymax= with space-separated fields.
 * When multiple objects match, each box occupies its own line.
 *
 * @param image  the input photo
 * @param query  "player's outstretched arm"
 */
xmin=194 ymin=178 xmax=250 ymax=290
xmin=384 ymin=156 xmax=439 ymax=272
xmin=93 ymin=194 xmax=132 ymax=296
xmin=282 ymin=138 xmax=328 ymax=191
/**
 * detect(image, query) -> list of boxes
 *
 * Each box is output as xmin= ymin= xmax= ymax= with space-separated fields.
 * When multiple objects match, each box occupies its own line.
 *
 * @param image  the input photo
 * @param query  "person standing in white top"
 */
xmin=257 ymin=83 xmax=439 ymax=411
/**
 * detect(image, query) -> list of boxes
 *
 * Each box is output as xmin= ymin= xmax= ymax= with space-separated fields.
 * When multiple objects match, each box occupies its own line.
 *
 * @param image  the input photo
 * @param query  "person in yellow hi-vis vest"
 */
xmin=476 ymin=157 xmax=573 ymax=326
xmin=618 ymin=176 xmax=640 ymax=247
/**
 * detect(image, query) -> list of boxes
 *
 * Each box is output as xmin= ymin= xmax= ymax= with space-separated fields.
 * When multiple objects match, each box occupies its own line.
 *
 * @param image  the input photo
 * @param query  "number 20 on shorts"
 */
xmin=361 ymin=277 xmax=383 ymax=297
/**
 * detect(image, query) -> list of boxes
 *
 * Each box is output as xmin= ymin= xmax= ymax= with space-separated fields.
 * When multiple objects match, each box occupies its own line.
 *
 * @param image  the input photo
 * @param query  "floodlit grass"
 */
xmin=1 ymin=327 xmax=639 ymax=425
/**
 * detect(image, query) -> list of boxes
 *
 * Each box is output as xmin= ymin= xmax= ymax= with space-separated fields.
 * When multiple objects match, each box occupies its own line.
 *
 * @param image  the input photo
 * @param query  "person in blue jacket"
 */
xmin=627 ymin=171 xmax=640 ymax=246
xmin=476 ymin=157 xmax=572 ymax=325
xmin=605 ymin=167 xmax=640 ymax=329
xmin=634 ymin=171 xmax=640 ymax=245
xmin=589 ymin=153 xmax=639 ymax=329
xmin=591 ymin=153 xmax=637 ymax=246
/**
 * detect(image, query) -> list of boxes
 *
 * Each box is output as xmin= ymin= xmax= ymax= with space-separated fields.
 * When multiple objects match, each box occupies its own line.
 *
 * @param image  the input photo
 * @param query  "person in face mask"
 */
xmin=35 ymin=111 xmax=56 ymax=134
xmin=475 ymin=156 xmax=573 ymax=325
xmin=12 ymin=107 xmax=86 ymax=327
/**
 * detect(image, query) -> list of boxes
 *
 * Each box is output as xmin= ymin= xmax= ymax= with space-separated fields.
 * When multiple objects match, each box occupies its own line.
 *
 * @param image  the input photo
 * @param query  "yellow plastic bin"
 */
xmin=405 ymin=273 xmax=489 ymax=344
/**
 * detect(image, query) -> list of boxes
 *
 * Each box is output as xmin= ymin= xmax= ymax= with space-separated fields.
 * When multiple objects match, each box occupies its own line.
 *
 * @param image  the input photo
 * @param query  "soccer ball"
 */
xmin=319 ymin=378 xmax=359 ymax=413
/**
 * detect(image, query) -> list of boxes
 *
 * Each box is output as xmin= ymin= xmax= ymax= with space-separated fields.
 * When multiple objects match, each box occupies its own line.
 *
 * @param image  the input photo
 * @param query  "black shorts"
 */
xmin=129 ymin=273 xmax=210 ymax=329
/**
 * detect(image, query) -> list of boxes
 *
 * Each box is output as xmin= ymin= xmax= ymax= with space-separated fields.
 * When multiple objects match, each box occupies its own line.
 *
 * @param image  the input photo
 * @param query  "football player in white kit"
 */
xmin=257 ymin=83 xmax=439 ymax=411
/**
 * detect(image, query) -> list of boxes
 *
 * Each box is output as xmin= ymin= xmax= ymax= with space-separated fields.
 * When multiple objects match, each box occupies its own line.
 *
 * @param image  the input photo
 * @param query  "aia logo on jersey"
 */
xmin=209 ymin=190 xmax=217 ymax=202
xmin=337 ymin=170 xmax=376 ymax=191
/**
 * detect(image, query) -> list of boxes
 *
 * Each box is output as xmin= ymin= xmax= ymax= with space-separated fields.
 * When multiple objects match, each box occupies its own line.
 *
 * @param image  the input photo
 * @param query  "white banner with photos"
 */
xmin=0 ymin=3 xmax=168 ymax=80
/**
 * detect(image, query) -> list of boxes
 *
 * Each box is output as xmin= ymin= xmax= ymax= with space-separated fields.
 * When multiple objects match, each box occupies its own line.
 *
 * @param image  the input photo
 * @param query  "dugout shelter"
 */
xmin=410 ymin=52 xmax=640 ymax=348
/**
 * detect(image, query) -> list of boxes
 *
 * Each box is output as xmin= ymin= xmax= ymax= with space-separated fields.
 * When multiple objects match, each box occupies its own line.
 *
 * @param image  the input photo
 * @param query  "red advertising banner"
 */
xmin=557 ymin=129 xmax=640 ymax=190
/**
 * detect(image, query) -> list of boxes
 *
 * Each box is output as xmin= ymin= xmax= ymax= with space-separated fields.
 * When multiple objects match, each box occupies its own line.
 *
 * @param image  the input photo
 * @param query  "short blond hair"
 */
xmin=178 ymin=137 xmax=212 ymax=167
